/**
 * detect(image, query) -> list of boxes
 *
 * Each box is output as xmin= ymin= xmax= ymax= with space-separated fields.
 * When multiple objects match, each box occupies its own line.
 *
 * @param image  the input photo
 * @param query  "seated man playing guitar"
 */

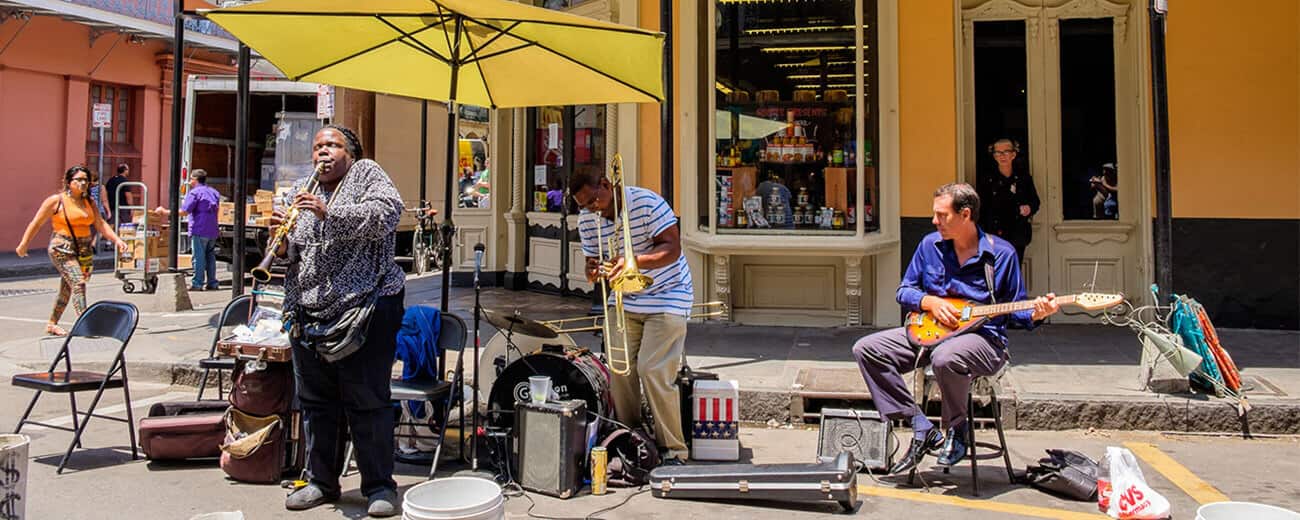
xmin=853 ymin=182 xmax=1060 ymax=475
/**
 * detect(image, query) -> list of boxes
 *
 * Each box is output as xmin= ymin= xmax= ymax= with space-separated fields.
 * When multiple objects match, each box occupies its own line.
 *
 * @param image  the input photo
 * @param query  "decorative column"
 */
xmin=845 ymin=256 xmax=863 ymax=326
xmin=504 ymin=107 xmax=528 ymax=289
xmin=712 ymin=254 xmax=732 ymax=320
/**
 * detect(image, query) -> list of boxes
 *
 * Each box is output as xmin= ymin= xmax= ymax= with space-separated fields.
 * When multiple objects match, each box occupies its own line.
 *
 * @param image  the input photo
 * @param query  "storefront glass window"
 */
xmin=457 ymin=104 xmax=492 ymax=209
xmin=710 ymin=0 xmax=878 ymax=235
xmin=1059 ymin=18 xmax=1118 ymax=221
xmin=529 ymin=104 xmax=605 ymax=212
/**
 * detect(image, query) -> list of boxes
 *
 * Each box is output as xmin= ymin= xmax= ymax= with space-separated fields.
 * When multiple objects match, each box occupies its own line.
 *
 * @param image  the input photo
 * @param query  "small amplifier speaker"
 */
xmin=516 ymin=399 xmax=588 ymax=499
xmin=817 ymin=408 xmax=894 ymax=471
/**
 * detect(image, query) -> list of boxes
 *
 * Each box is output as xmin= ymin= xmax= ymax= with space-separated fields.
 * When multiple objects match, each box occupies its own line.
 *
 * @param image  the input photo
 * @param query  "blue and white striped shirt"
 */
xmin=579 ymin=186 xmax=694 ymax=316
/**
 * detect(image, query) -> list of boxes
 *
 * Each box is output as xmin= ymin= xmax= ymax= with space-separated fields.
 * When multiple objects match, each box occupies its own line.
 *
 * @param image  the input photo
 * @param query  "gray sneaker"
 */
xmin=284 ymin=484 xmax=339 ymax=511
xmin=367 ymin=488 xmax=400 ymax=518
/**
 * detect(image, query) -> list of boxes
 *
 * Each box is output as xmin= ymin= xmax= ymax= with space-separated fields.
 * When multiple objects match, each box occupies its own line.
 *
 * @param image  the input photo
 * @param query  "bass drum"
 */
xmin=476 ymin=331 xmax=576 ymax=397
xmin=487 ymin=346 xmax=613 ymax=429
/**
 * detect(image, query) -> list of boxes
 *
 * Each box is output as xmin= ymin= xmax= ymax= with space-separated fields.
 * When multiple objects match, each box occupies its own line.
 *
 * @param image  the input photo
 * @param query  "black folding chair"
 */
xmin=342 ymin=312 xmax=466 ymax=479
xmin=12 ymin=301 xmax=140 ymax=473
xmin=196 ymin=294 xmax=254 ymax=401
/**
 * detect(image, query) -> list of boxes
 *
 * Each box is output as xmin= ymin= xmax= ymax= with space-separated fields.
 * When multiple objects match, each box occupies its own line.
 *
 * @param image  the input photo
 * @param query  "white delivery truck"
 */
xmin=180 ymin=75 xmax=325 ymax=270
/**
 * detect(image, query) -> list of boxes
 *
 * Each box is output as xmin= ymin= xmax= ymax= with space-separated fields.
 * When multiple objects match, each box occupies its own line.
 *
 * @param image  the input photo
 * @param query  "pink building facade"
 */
xmin=0 ymin=0 xmax=235 ymax=248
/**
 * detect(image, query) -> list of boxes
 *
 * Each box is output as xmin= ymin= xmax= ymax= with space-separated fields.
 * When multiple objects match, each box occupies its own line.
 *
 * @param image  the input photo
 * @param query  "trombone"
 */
xmin=593 ymin=154 xmax=653 ymax=376
xmin=542 ymin=302 xmax=729 ymax=334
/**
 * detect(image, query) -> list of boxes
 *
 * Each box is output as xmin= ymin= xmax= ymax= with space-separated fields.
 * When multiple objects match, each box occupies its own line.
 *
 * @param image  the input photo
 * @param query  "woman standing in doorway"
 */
xmin=977 ymin=138 xmax=1040 ymax=262
xmin=15 ymin=166 xmax=128 ymax=335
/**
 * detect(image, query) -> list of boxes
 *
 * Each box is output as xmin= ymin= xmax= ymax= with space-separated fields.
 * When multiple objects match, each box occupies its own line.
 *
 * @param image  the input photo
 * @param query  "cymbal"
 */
xmin=481 ymin=308 xmax=559 ymax=339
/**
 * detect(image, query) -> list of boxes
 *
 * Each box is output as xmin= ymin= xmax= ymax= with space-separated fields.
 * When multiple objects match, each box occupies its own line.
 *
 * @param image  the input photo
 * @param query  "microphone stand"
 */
xmin=471 ymin=246 xmax=483 ymax=471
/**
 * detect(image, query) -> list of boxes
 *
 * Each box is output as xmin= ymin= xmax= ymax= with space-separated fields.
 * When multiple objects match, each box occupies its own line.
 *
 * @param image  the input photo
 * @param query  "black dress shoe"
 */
xmin=936 ymin=425 xmax=968 ymax=466
xmin=889 ymin=428 xmax=944 ymax=475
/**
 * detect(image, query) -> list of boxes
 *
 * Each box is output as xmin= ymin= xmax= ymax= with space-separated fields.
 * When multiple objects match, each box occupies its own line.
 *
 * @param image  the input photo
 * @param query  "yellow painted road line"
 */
xmin=858 ymin=485 xmax=1108 ymax=520
xmin=1123 ymin=442 xmax=1230 ymax=505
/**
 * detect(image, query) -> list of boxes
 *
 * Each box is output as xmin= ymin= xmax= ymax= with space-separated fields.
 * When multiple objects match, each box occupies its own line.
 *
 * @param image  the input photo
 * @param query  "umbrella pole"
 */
xmin=420 ymin=99 xmax=428 ymax=204
xmin=439 ymin=18 xmax=462 ymax=315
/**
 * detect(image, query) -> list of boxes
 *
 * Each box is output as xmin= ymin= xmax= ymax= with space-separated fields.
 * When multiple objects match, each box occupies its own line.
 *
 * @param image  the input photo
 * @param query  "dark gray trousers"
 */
xmin=851 ymin=327 xmax=1007 ymax=430
xmin=292 ymin=291 xmax=404 ymax=497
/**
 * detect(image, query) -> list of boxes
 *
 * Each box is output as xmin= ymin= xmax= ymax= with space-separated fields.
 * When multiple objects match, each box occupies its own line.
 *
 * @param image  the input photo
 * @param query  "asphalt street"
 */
xmin=0 ymin=271 xmax=1297 ymax=518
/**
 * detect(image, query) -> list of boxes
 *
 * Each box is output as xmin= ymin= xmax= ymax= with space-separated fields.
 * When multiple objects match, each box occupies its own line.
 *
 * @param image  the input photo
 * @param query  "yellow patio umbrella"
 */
xmin=200 ymin=0 xmax=664 ymax=108
xmin=200 ymin=0 xmax=665 ymax=311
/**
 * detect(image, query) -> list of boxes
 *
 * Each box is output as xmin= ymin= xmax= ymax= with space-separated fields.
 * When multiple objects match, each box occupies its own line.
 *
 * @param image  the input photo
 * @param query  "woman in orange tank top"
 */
xmin=15 ymin=166 xmax=128 ymax=335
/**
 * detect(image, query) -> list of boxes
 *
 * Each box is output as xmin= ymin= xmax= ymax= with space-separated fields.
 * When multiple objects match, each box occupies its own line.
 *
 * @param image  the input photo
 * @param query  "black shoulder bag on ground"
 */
xmin=59 ymin=196 xmax=96 ymax=274
xmin=1024 ymin=449 xmax=1100 ymax=501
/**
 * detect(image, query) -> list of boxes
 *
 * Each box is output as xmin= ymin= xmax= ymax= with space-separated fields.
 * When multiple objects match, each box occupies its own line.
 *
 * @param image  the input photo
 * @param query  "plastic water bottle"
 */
xmin=1096 ymin=451 xmax=1112 ymax=512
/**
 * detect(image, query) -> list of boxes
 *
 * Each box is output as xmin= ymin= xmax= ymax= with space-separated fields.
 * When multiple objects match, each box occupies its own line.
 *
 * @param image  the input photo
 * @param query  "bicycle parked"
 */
xmin=405 ymin=201 xmax=443 ymax=276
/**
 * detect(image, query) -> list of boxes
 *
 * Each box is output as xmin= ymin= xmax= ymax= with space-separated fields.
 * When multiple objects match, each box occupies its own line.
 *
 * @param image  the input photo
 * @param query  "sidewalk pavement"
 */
xmin=1 ymin=270 xmax=1296 ymax=434
xmin=0 ymin=250 xmax=116 ymax=279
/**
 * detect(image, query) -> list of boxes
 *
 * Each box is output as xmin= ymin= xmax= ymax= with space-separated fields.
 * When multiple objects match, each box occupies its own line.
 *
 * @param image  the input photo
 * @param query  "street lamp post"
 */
xmin=1149 ymin=0 xmax=1173 ymax=302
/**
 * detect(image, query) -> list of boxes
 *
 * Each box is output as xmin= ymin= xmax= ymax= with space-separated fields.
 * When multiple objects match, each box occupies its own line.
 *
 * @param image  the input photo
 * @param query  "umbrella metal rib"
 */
xmin=375 ymin=16 xmax=450 ymax=62
xmin=289 ymin=19 xmax=449 ymax=80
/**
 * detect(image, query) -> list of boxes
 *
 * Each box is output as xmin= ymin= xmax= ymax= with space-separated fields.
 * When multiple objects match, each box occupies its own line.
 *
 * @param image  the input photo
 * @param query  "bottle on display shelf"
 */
xmin=863 ymin=187 xmax=874 ymax=223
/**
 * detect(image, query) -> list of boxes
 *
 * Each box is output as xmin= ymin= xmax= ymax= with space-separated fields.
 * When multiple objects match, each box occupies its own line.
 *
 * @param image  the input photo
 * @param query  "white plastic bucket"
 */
xmin=403 ymin=477 xmax=504 ymax=520
xmin=1197 ymin=502 xmax=1300 ymax=520
xmin=0 ymin=434 xmax=31 ymax=520
xmin=188 ymin=513 xmax=245 ymax=520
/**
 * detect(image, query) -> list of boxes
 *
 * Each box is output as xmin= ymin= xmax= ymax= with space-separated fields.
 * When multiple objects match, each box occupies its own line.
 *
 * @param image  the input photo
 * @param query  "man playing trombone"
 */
xmin=571 ymin=164 xmax=694 ymax=466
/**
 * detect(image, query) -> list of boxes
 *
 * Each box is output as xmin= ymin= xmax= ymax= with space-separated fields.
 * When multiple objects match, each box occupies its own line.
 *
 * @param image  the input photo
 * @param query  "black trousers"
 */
xmin=292 ymin=290 xmax=404 ymax=497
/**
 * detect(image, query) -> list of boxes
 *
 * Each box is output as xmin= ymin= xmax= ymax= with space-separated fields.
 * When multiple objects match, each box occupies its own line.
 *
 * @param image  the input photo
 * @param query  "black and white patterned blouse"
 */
xmin=283 ymin=159 xmax=404 ymax=320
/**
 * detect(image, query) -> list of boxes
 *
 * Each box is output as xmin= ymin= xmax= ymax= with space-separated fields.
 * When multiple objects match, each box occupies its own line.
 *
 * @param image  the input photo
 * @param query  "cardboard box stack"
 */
xmin=216 ymin=190 xmax=277 ymax=227
xmin=116 ymin=214 xmax=170 ymax=271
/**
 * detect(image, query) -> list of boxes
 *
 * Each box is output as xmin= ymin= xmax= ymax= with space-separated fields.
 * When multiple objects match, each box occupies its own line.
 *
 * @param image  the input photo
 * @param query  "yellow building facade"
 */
xmin=365 ymin=0 xmax=1298 ymax=329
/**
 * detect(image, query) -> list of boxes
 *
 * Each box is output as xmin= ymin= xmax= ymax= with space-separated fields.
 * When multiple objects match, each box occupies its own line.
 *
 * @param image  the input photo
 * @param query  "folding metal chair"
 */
xmin=196 ymin=294 xmax=254 ymax=401
xmin=12 ymin=301 xmax=140 ymax=473
xmin=343 ymin=312 xmax=466 ymax=479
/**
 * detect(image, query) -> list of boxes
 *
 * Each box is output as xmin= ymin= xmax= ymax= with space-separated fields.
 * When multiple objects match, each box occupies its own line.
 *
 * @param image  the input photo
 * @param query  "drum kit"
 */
xmin=469 ymin=303 xmax=725 ymax=438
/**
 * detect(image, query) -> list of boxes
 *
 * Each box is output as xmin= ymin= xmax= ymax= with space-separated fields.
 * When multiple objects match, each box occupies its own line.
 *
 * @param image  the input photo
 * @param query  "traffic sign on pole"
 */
xmin=92 ymin=103 xmax=113 ymax=128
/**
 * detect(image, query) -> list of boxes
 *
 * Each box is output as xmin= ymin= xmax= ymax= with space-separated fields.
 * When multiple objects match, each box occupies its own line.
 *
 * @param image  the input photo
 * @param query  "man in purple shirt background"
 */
xmin=156 ymin=169 xmax=221 ymax=290
xmin=851 ymin=183 xmax=1060 ymax=476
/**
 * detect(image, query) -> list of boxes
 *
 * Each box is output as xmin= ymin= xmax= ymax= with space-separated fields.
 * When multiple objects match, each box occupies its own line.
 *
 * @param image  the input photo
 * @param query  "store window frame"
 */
xmin=524 ymin=104 xmax=608 ymax=295
xmin=701 ymin=0 xmax=882 ymax=240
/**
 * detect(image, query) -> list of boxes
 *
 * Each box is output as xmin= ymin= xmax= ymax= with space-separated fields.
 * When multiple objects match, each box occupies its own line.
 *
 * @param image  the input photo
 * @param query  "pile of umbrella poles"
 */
xmin=1102 ymin=285 xmax=1250 ymax=428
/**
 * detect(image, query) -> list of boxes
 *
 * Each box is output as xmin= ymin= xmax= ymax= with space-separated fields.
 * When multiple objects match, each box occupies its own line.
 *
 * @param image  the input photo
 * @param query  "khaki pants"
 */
xmin=608 ymin=311 xmax=688 ymax=459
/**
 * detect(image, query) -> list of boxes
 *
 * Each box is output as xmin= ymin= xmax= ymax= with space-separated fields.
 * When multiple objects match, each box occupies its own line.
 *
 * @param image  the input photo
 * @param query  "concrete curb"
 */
xmin=0 ymin=257 xmax=115 ymax=279
xmin=31 ymin=360 xmax=1293 ymax=435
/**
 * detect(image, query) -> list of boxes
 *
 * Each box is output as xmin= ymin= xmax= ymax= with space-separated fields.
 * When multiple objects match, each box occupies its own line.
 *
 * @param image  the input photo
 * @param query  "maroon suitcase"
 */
xmin=139 ymin=412 xmax=226 ymax=460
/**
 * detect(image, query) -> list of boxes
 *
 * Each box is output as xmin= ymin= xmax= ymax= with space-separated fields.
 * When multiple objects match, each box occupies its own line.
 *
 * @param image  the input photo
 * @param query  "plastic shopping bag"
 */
xmin=1097 ymin=447 xmax=1171 ymax=519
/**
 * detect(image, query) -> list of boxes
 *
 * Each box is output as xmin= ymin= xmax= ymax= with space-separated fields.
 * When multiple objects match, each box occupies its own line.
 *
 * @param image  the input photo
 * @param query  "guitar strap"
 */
xmin=984 ymin=260 xmax=997 ymax=304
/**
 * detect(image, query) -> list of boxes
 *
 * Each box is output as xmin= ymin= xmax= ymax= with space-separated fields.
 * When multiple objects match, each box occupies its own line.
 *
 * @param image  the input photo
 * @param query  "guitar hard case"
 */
xmin=648 ymin=451 xmax=859 ymax=511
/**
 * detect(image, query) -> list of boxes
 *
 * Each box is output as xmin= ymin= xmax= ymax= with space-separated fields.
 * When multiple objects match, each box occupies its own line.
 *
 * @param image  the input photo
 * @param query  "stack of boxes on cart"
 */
xmin=116 ymin=210 xmax=176 ymax=271
xmin=218 ymin=189 xmax=283 ymax=227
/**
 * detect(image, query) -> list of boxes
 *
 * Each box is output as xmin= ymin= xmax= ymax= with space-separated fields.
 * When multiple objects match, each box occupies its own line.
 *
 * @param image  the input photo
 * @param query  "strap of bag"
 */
xmin=58 ymin=195 xmax=83 ymax=252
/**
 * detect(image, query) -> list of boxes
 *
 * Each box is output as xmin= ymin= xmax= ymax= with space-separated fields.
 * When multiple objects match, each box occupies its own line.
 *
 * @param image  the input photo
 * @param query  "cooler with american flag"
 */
xmin=690 ymin=380 xmax=740 ymax=461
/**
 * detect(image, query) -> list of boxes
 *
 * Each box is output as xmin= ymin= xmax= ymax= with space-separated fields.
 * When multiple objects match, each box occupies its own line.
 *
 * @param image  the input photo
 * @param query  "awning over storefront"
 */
xmin=0 ymin=0 xmax=239 ymax=53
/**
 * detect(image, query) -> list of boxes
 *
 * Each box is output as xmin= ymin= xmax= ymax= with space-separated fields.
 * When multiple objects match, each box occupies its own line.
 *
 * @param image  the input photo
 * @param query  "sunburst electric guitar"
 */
xmin=904 ymin=293 xmax=1125 ymax=348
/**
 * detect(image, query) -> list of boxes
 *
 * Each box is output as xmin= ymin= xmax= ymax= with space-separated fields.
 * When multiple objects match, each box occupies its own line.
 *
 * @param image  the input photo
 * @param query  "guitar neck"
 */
xmin=969 ymin=294 xmax=1077 ymax=318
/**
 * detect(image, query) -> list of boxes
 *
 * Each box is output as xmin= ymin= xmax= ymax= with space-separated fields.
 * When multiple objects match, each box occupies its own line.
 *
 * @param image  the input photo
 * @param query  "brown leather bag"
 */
xmin=219 ymin=408 xmax=285 ymax=484
xmin=229 ymin=358 xmax=294 ymax=417
xmin=139 ymin=413 xmax=226 ymax=460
